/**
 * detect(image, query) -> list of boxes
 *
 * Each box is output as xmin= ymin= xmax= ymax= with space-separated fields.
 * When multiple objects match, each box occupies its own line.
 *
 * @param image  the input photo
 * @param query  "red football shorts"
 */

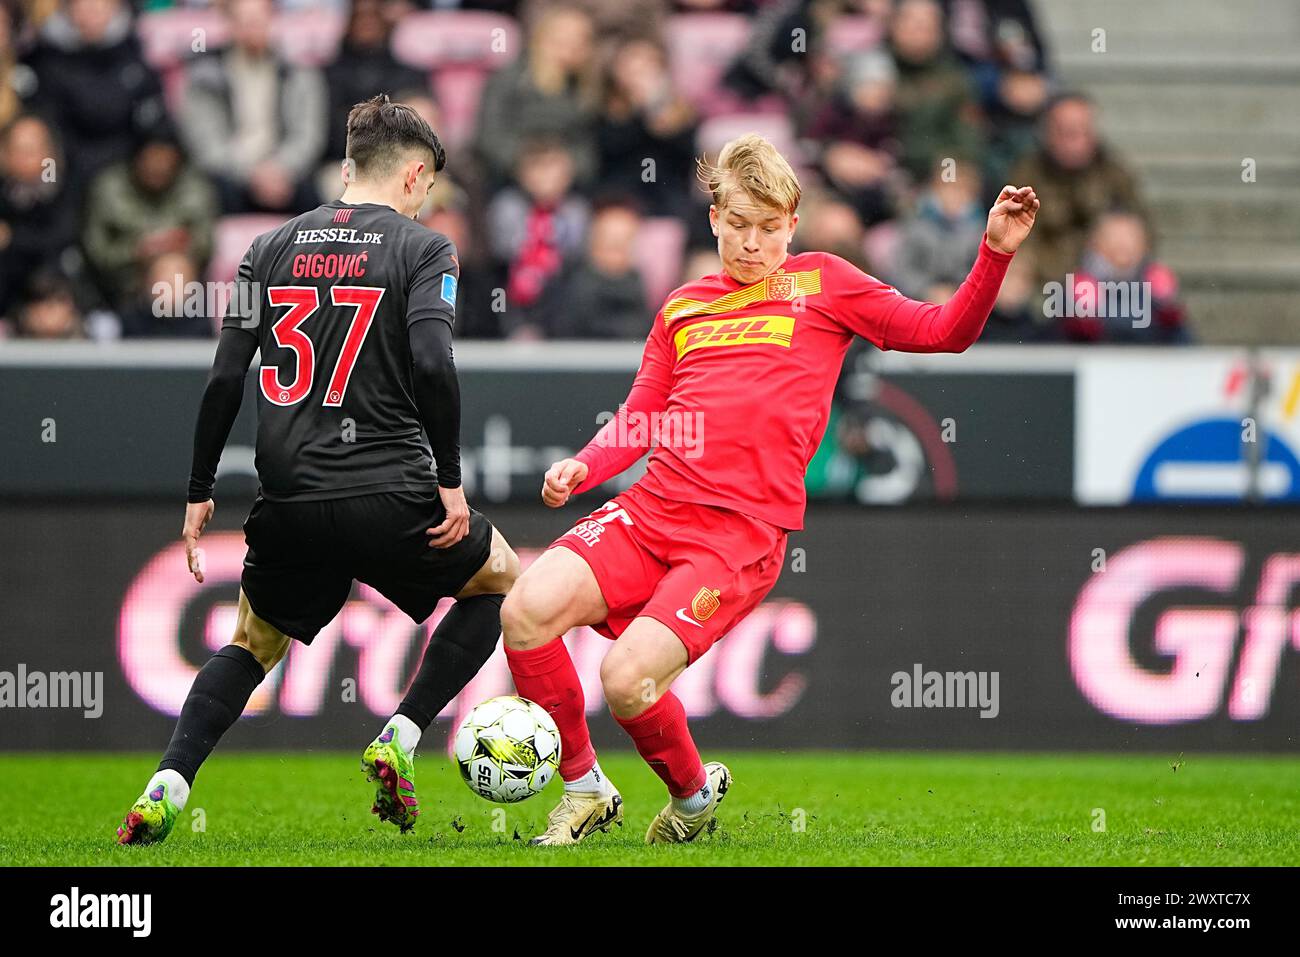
xmin=550 ymin=483 xmax=787 ymax=663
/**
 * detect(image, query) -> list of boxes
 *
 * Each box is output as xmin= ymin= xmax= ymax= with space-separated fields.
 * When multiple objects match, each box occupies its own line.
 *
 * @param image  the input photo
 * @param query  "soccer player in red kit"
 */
xmin=502 ymin=134 xmax=1040 ymax=845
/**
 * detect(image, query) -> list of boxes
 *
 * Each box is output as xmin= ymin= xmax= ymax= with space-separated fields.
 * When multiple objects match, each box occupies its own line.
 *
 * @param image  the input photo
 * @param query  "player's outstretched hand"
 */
xmin=182 ymin=499 xmax=214 ymax=583
xmin=985 ymin=185 xmax=1040 ymax=254
xmin=428 ymin=485 xmax=470 ymax=548
xmin=542 ymin=458 xmax=589 ymax=508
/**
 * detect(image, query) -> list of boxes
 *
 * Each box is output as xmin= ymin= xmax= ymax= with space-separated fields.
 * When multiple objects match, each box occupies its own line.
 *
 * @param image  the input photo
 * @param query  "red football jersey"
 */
xmin=574 ymin=240 xmax=1013 ymax=530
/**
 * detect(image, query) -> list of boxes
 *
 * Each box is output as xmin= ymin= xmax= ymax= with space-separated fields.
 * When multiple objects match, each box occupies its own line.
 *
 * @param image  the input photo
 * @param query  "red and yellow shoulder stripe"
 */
xmin=662 ymin=267 xmax=822 ymax=325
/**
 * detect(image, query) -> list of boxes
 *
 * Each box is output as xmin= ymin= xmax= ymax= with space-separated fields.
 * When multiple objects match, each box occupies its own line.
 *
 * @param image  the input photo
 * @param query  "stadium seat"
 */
xmin=637 ymin=217 xmax=688 ymax=309
xmin=160 ymin=66 xmax=187 ymax=116
xmin=139 ymin=9 xmax=345 ymax=70
xmin=209 ymin=214 xmax=291 ymax=288
xmin=665 ymin=14 xmax=754 ymax=117
xmin=430 ymin=67 xmax=491 ymax=152
xmin=206 ymin=214 xmax=289 ymax=334
xmin=389 ymin=11 xmax=521 ymax=70
xmin=823 ymin=15 xmax=885 ymax=58
xmin=271 ymin=8 xmax=347 ymax=67
xmin=863 ymin=220 xmax=900 ymax=279
xmin=137 ymin=10 xmax=230 ymax=70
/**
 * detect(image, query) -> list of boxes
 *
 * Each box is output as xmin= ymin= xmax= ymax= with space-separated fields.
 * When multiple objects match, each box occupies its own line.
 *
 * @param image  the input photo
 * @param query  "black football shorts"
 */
xmin=239 ymin=489 xmax=494 ymax=643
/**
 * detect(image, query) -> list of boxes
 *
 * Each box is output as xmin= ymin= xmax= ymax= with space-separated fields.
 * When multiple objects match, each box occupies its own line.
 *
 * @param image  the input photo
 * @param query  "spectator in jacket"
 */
xmin=117 ymin=248 xmax=214 ymax=339
xmin=532 ymin=197 xmax=649 ymax=339
xmin=1009 ymin=91 xmax=1148 ymax=292
xmin=892 ymin=156 xmax=986 ymax=301
xmin=322 ymin=0 xmax=426 ymax=164
xmin=0 ymin=113 xmax=77 ymax=317
xmin=981 ymin=248 xmax=1041 ymax=343
xmin=596 ymin=36 xmax=697 ymax=218
xmin=472 ymin=2 xmax=599 ymax=190
xmin=486 ymin=136 xmax=590 ymax=336
xmin=1 ymin=4 xmax=33 ymax=130
xmin=1058 ymin=210 xmax=1189 ymax=344
xmin=791 ymin=192 xmax=870 ymax=272
xmin=21 ymin=0 xmax=165 ymax=186
xmin=802 ymin=48 xmax=903 ymax=227
xmin=887 ymin=0 xmax=985 ymax=182
xmin=10 ymin=267 xmax=83 ymax=339
xmin=82 ymin=122 xmax=217 ymax=310
xmin=417 ymin=180 xmax=498 ymax=339
xmin=179 ymin=0 xmax=326 ymax=212
xmin=722 ymin=0 xmax=841 ymax=103
xmin=953 ymin=0 xmax=1053 ymax=192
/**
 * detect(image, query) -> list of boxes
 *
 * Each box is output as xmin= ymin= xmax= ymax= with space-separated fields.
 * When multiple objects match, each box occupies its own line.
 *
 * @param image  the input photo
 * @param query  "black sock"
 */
xmin=158 ymin=644 xmax=265 ymax=785
xmin=397 ymin=593 xmax=505 ymax=730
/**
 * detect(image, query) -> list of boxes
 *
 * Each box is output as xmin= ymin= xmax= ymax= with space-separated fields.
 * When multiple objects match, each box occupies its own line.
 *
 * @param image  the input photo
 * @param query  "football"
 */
xmin=452 ymin=695 xmax=561 ymax=803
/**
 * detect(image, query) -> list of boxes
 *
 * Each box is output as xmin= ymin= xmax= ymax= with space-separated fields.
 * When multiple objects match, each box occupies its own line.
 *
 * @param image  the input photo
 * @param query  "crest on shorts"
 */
xmin=691 ymin=587 xmax=722 ymax=621
xmin=767 ymin=274 xmax=795 ymax=301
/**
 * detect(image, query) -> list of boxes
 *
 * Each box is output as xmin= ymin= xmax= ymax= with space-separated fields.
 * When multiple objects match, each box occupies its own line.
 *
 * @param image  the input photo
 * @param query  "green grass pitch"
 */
xmin=3 ymin=751 xmax=1296 ymax=866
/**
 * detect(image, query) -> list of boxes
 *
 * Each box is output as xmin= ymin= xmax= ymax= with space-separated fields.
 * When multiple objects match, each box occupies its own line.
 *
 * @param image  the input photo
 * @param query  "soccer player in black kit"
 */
xmin=116 ymin=96 xmax=519 ymax=844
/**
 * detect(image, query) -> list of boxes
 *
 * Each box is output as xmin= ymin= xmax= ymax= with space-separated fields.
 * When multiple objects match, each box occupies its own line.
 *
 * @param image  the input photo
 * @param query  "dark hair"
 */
xmin=1044 ymin=90 xmax=1094 ymax=116
xmin=589 ymin=192 xmax=643 ymax=219
xmin=130 ymin=116 xmax=183 ymax=158
xmin=516 ymin=135 xmax=570 ymax=164
xmin=22 ymin=268 xmax=74 ymax=304
xmin=345 ymin=94 xmax=445 ymax=178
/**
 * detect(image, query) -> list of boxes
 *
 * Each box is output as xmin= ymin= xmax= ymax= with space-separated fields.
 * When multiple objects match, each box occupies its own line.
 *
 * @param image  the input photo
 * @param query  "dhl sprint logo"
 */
xmin=673 ymin=315 xmax=794 ymax=358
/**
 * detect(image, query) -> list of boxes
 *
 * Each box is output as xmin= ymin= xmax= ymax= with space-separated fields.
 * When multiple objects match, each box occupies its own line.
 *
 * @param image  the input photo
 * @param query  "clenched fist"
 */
xmin=542 ymin=458 xmax=589 ymax=508
xmin=985 ymin=185 xmax=1040 ymax=255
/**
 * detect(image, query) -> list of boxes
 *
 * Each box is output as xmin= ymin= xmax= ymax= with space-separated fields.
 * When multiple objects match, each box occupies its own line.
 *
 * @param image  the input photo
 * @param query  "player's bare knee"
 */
xmin=500 ymin=575 xmax=556 ymax=650
xmin=234 ymin=620 xmax=290 ymax=672
xmin=600 ymin=653 xmax=652 ymax=715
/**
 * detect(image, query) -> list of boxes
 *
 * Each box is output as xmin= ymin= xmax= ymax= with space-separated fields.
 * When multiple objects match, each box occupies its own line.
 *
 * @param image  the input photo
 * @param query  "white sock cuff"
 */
xmin=387 ymin=713 xmax=422 ymax=755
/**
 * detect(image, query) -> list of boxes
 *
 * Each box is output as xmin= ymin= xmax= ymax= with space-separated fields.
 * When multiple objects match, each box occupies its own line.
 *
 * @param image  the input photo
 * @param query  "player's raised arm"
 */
xmin=405 ymin=235 xmax=469 ymax=548
xmin=835 ymin=185 xmax=1039 ymax=353
xmin=541 ymin=314 xmax=673 ymax=508
xmin=184 ymin=251 xmax=259 ymax=582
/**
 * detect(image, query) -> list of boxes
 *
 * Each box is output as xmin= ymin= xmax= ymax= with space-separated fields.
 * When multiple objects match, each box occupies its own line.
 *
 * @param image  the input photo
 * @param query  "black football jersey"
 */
xmin=223 ymin=202 xmax=459 ymax=501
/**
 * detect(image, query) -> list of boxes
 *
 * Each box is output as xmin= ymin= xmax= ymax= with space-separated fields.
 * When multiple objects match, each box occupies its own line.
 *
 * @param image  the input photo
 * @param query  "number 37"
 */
xmin=260 ymin=285 xmax=384 ymax=407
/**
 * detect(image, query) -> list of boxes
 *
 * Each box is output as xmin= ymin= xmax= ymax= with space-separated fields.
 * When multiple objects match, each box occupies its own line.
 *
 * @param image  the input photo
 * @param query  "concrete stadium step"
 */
xmin=1146 ymin=187 xmax=1300 ymax=241
xmin=1126 ymin=153 xmax=1300 ymax=190
xmin=1084 ymin=84 xmax=1300 ymax=139
xmin=1159 ymin=240 xmax=1300 ymax=291
xmin=1054 ymin=46 xmax=1300 ymax=75
xmin=1183 ymin=289 xmax=1300 ymax=345
xmin=1033 ymin=0 xmax=1300 ymax=40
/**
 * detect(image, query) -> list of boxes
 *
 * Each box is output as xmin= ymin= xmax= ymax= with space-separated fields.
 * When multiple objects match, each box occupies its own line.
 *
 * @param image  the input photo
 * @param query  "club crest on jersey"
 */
xmin=691 ymin=587 xmax=721 ymax=621
xmin=766 ymin=274 xmax=796 ymax=301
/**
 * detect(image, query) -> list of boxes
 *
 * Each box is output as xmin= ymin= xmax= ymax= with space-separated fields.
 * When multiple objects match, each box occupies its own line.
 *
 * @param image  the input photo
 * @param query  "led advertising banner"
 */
xmin=1 ymin=502 xmax=1296 ymax=753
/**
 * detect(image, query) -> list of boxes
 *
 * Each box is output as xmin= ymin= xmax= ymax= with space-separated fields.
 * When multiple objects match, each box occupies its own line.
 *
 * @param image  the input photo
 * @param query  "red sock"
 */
xmin=614 ymin=691 xmax=706 ymax=798
xmin=504 ymin=640 xmax=595 ymax=781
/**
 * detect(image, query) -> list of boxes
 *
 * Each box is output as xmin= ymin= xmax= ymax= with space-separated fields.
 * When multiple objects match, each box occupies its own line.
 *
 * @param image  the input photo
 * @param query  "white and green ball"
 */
xmin=453 ymin=695 xmax=561 ymax=803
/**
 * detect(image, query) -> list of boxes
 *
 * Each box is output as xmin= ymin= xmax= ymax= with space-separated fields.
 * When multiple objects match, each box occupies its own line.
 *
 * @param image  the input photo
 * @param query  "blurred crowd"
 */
xmin=0 ymin=0 xmax=1189 ymax=343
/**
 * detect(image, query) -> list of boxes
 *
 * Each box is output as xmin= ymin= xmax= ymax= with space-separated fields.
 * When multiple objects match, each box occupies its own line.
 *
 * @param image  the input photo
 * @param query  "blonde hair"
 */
xmin=696 ymin=134 xmax=801 ymax=216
